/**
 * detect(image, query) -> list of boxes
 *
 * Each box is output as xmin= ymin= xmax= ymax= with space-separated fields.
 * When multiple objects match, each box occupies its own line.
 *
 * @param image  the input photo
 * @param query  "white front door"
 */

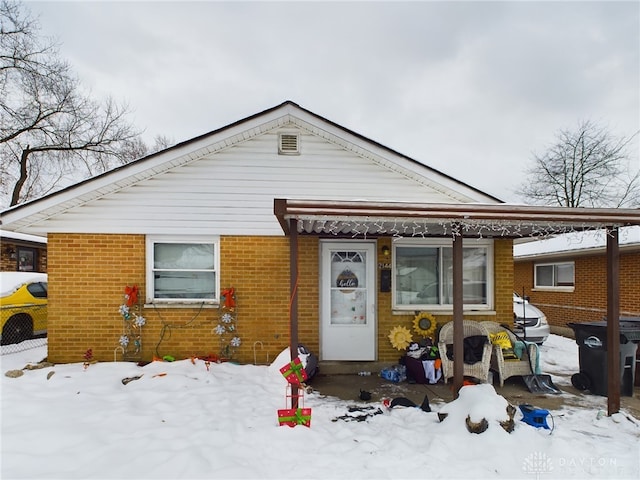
xmin=320 ymin=242 xmax=376 ymax=361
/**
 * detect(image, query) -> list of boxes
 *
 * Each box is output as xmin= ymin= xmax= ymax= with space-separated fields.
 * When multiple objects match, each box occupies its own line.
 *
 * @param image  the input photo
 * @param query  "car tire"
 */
xmin=1 ymin=315 xmax=33 ymax=345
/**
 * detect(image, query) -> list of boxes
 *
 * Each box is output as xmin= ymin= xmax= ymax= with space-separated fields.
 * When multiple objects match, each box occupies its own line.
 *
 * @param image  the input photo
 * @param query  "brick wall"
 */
xmin=47 ymin=234 xmax=146 ymax=363
xmin=376 ymin=238 xmax=396 ymax=361
xmin=514 ymin=250 xmax=640 ymax=327
xmin=494 ymin=239 xmax=515 ymax=322
xmin=47 ymin=234 xmax=515 ymax=364
xmin=46 ymin=234 xmax=316 ymax=364
xmin=219 ymin=235 xmax=318 ymax=365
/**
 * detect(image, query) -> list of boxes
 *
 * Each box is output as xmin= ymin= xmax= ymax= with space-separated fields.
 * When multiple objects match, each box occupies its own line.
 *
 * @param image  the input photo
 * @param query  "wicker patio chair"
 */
xmin=437 ymin=320 xmax=492 ymax=384
xmin=480 ymin=321 xmax=539 ymax=387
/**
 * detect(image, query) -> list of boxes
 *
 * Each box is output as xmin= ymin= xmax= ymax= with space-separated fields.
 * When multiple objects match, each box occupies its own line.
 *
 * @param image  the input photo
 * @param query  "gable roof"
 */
xmin=0 ymin=101 xmax=502 ymax=235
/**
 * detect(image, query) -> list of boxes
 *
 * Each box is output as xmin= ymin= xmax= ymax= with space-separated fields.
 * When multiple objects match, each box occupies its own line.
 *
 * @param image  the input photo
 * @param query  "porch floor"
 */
xmin=308 ymin=367 xmax=640 ymax=419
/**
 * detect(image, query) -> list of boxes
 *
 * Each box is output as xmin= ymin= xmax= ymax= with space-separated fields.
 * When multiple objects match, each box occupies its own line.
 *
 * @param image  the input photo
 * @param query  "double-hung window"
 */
xmin=146 ymin=235 xmax=219 ymax=303
xmin=393 ymin=239 xmax=493 ymax=311
xmin=534 ymin=262 xmax=574 ymax=289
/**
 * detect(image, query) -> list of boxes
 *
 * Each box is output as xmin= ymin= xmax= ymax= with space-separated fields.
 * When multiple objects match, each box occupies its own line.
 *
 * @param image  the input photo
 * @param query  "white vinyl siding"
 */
xmin=2 ymin=103 xmax=502 ymax=236
xmin=29 ymin=129 xmax=472 ymax=235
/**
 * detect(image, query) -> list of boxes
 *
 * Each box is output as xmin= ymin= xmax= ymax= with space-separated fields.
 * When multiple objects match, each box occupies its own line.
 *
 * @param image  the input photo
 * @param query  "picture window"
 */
xmin=392 ymin=239 xmax=493 ymax=310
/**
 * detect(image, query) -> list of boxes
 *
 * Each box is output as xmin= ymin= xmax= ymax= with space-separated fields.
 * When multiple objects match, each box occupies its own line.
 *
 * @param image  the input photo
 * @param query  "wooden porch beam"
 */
xmin=606 ymin=227 xmax=620 ymax=415
xmin=452 ymin=230 xmax=464 ymax=397
xmin=289 ymin=218 xmax=299 ymax=407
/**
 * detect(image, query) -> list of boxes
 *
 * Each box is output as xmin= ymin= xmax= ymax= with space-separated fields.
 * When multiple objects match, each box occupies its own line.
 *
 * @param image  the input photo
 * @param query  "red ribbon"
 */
xmin=221 ymin=287 xmax=236 ymax=308
xmin=125 ymin=285 xmax=138 ymax=307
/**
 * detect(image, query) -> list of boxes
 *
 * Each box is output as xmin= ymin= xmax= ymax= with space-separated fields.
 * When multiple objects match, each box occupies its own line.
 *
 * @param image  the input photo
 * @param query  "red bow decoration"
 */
xmin=221 ymin=287 xmax=236 ymax=309
xmin=124 ymin=285 xmax=139 ymax=307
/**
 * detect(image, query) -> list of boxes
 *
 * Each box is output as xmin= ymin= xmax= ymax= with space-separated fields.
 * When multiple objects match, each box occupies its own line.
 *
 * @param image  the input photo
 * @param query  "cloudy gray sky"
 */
xmin=28 ymin=1 xmax=639 ymax=202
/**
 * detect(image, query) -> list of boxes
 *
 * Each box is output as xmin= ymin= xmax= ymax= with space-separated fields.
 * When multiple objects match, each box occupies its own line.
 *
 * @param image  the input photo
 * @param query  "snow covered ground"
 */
xmin=2 ymin=335 xmax=639 ymax=479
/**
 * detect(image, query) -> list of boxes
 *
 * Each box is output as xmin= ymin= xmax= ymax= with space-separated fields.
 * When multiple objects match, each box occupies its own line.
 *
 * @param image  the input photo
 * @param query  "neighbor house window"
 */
xmin=146 ymin=235 xmax=219 ymax=303
xmin=17 ymin=247 xmax=37 ymax=271
xmin=534 ymin=262 xmax=574 ymax=289
xmin=393 ymin=239 xmax=493 ymax=310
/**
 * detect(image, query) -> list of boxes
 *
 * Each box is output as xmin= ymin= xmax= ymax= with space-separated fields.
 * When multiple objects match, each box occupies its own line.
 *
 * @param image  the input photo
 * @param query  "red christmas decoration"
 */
xmin=124 ymin=285 xmax=138 ymax=307
xmin=277 ymin=384 xmax=312 ymax=427
xmin=220 ymin=287 xmax=236 ymax=309
xmin=279 ymin=357 xmax=308 ymax=385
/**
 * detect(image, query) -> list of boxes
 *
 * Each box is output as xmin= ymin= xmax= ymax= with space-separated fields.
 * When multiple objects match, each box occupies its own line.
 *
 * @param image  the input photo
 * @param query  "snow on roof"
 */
xmin=0 ymin=272 xmax=47 ymax=297
xmin=0 ymin=230 xmax=47 ymax=244
xmin=514 ymin=225 xmax=640 ymax=259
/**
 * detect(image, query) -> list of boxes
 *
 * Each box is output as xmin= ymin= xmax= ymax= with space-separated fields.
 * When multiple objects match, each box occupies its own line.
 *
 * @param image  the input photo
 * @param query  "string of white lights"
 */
xmin=297 ymin=217 xmax=621 ymax=241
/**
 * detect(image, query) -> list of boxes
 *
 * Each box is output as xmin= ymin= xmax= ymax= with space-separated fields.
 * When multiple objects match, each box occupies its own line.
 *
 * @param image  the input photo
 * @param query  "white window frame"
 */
xmin=145 ymin=235 xmax=220 ymax=304
xmin=392 ymin=238 xmax=494 ymax=312
xmin=534 ymin=261 xmax=575 ymax=291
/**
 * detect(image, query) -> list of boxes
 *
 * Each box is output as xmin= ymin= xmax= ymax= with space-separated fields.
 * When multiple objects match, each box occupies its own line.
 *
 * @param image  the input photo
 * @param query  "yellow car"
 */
xmin=0 ymin=272 xmax=47 ymax=345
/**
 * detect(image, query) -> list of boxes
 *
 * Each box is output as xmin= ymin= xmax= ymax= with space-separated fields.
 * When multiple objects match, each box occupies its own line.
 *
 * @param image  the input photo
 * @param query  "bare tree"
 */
xmin=520 ymin=120 xmax=639 ymax=208
xmin=119 ymin=134 xmax=175 ymax=161
xmin=0 ymin=1 xmax=142 ymax=207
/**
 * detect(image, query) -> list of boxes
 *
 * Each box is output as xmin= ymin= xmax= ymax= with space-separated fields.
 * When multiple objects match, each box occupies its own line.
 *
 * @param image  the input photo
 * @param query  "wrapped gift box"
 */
xmin=277 ymin=407 xmax=312 ymax=427
xmin=277 ymin=384 xmax=312 ymax=428
xmin=279 ymin=357 xmax=308 ymax=385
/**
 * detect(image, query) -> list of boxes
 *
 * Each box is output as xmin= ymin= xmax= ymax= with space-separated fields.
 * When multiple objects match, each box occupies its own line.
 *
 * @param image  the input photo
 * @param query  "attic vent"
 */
xmin=279 ymin=133 xmax=300 ymax=154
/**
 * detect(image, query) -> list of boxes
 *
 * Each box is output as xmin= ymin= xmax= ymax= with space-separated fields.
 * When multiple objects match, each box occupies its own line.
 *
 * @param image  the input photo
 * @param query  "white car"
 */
xmin=513 ymin=293 xmax=550 ymax=344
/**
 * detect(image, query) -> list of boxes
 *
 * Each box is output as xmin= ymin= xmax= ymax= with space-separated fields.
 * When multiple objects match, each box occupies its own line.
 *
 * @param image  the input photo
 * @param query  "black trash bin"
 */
xmin=568 ymin=320 xmax=640 ymax=397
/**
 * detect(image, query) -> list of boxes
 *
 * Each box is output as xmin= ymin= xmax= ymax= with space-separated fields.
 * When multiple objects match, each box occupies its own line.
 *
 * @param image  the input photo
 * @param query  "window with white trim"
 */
xmin=534 ymin=262 xmax=574 ymax=288
xmin=146 ymin=235 xmax=219 ymax=303
xmin=392 ymin=239 xmax=493 ymax=310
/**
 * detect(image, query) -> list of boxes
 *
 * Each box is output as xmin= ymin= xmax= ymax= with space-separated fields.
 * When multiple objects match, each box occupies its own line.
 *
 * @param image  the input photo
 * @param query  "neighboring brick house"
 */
xmin=3 ymin=101 xmax=636 ymax=367
xmin=0 ymin=230 xmax=47 ymax=273
xmin=514 ymin=226 xmax=640 ymax=329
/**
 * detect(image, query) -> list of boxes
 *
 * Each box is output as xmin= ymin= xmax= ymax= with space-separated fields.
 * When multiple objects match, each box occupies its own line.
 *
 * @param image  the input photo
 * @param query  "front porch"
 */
xmin=275 ymin=198 xmax=640 ymax=414
xmin=311 ymin=358 xmax=640 ymax=421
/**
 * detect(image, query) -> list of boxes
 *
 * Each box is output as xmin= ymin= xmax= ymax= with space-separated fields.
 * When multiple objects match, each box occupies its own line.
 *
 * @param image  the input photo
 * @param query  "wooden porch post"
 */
xmin=452 ymin=229 xmax=464 ymax=398
xmin=289 ymin=218 xmax=299 ymax=406
xmin=606 ymin=226 xmax=620 ymax=415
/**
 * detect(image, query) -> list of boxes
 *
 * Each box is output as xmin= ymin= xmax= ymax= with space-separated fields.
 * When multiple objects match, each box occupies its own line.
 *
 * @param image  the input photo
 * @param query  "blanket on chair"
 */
xmin=445 ymin=335 xmax=488 ymax=364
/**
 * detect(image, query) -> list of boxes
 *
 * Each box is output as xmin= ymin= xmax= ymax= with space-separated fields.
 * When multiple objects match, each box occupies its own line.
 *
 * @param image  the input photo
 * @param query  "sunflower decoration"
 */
xmin=413 ymin=312 xmax=437 ymax=340
xmin=388 ymin=325 xmax=413 ymax=351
